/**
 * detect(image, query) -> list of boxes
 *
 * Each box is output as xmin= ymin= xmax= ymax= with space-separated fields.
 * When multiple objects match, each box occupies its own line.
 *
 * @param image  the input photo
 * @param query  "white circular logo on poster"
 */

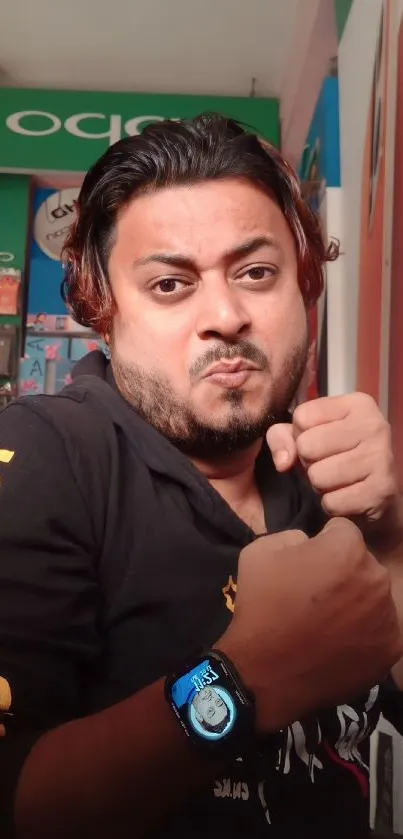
xmin=33 ymin=187 xmax=80 ymax=261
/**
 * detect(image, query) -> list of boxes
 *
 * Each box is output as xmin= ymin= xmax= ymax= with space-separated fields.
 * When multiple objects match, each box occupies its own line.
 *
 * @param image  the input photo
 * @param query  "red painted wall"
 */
xmin=388 ymin=18 xmax=403 ymax=487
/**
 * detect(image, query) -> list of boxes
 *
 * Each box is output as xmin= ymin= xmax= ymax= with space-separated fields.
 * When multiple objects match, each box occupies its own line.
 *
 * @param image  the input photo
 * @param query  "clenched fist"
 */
xmin=218 ymin=519 xmax=402 ymax=732
xmin=267 ymin=393 xmax=399 ymax=532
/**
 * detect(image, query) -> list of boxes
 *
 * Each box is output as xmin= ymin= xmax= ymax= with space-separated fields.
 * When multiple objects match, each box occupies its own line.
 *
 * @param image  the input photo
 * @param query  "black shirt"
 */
xmin=0 ymin=350 xmax=401 ymax=838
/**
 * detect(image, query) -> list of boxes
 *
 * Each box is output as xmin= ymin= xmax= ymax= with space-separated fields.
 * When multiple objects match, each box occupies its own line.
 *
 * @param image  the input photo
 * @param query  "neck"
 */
xmin=190 ymin=439 xmax=263 ymax=504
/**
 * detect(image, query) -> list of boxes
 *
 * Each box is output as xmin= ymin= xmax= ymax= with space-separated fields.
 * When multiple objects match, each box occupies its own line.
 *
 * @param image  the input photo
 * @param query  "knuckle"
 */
xmin=325 ymin=516 xmax=362 ymax=541
xmin=354 ymin=394 xmax=388 ymax=436
xmin=377 ymin=415 xmax=390 ymax=435
xmin=374 ymin=562 xmax=391 ymax=591
xmin=321 ymin=518 xmax=367 ymax=563
xmin=284 ymin=529 xmax=308 ymax=546
xmin=267 ymin=529 xmax=308 ymax=549
xmin=292 ymin=403 xmax=305 ymax=427
xmin=354 ymin=392 xmax=378 ymax=412
xmin=321 ymin=493 xmax=338 ymax=516
xmin=376 ymin=479 xmax=396 ymax=510
xmin=296 ymin=433 xmax=310 ymax=460
xmin=366 ymin=415 xmax=388 ymax=440
xmin=306 ymin=462 xmax=320 ymax=486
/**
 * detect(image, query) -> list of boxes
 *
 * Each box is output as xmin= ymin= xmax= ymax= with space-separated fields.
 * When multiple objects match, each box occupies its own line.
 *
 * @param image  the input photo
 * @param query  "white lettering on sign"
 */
xmin=124 ymin=115 xmax=165 ymax=136
xmin=0 ymin=252 xmax=15 ymax=263
xmin=5 ymin=111 xmax=174 ymax=146
xmin=64 ymin=113 xmax=122 ymax=146
xmin=34 ymin=188 xmax=80 ymax=261
xmin=6 ymin=110 xmax=62 ymax=137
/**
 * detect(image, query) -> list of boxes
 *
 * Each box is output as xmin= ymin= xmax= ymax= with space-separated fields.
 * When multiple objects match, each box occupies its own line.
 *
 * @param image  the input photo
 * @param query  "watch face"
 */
xmin=170 ymin=657 xmax=238 ymax=742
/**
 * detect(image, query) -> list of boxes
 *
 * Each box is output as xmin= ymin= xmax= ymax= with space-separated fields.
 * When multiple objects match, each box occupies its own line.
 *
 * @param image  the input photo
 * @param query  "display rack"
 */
xmin=0 ymin=269 xmax=24 ymax=407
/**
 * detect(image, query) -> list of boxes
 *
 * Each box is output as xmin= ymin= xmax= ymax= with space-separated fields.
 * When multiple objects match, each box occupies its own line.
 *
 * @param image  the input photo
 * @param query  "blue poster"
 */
xmin=20 ymin=186 xmax=103 ymax=396
xmin=299 ymin=76 xmax=341 ymax=212
xmin=28 ymin=186 xmax=80 ymax=315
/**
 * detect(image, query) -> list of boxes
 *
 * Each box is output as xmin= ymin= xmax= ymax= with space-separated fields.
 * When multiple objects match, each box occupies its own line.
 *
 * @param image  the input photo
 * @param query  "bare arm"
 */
xmin=16 ymin=522 xmax=403 ymax=839
xmin=15 ymin=676 xmax=226 ymax=839
xmin=5 ymin=495 xmax=400 ymax=838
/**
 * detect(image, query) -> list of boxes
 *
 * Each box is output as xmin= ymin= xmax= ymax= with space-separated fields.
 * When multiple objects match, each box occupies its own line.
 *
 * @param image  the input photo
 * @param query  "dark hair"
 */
xmin=63 ymin=113 xmax=338 ymax=333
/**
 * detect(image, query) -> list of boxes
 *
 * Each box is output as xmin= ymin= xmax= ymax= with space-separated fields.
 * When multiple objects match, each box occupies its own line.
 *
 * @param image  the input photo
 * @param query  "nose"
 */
xmin=195 ymin=279 xmax=251 ymax=340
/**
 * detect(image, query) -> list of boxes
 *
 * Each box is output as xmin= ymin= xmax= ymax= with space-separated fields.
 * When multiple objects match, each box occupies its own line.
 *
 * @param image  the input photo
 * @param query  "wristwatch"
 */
xmin=165 ymin=649 xmax=256 ymax=754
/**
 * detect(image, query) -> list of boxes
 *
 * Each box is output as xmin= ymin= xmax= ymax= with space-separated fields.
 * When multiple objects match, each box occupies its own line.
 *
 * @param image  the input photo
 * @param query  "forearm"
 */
xmin=15 ymin=678 xmax=223 ymax=839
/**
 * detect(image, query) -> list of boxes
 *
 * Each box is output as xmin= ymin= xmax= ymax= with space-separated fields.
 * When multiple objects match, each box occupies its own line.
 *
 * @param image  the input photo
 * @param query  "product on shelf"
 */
xmin=0 ymin=326 xmax=18 ymax=378
xmin=0 ymin=380 xmax=16 ymax=408
xmin=0 ymin=268 xmax=21 ymax=316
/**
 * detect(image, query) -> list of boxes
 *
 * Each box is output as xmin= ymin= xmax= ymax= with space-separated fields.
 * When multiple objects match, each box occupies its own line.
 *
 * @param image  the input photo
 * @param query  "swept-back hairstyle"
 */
xmin=63 ymin=113 xmax=338 ymax=333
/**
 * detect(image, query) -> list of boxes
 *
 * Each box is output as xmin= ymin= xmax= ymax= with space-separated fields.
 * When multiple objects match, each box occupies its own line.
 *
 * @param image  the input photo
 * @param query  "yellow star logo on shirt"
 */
xmin=0 ymin=676 xmax=12 ymax=737
xmin=0 ymin=449 xmax=15 ymax=490
xmin=222 ymin=575 xmax=237 ymax=614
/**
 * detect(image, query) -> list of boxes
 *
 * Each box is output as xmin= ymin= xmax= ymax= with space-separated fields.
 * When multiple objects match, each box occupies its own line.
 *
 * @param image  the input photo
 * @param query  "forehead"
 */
xmin=112 ymin=178 xmax=296 ymax=263
xmin=198 ymin=688 xmax=212 ymax=699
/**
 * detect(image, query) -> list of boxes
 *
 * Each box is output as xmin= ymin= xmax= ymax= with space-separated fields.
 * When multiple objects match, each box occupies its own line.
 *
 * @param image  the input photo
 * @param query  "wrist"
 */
xmin=214 ymin=630 xmax=284 ymax=735
xmin=165 ymin=645 xmax=256 ymax=754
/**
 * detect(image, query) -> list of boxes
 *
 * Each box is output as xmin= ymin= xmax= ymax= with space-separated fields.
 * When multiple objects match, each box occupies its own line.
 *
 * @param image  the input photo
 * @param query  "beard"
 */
xmin=111 ymin=333 xmax=309 ymax=460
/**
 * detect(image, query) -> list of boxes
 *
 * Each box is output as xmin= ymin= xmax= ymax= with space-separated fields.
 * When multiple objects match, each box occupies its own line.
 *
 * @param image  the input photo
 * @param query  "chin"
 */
xmin=204 ymin=385 xmax=267 ymax=409
xmin=198 ymin=402 xmax=270 ymax=432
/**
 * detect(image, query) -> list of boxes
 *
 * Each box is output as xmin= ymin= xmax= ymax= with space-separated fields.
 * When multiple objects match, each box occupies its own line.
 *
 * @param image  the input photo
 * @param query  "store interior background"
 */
xmin=1 ymin=0 xmax=402 ymax=833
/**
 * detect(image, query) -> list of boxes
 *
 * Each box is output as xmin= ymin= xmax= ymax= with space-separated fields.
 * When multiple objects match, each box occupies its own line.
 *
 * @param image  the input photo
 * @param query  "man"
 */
xmin=191 ymin=687 xmax=232 ymax=736
xmin=0 ymin=114 xmax=402 ymax=839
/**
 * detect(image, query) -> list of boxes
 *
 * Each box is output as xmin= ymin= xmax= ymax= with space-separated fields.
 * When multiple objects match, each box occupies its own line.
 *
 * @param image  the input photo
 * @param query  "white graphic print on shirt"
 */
xmin=212 ymin=686 xmax=380 ymax=826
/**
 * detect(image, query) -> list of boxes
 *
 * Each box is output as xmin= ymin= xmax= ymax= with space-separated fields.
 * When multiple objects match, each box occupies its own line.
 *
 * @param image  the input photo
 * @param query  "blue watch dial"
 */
xmin=171 ymin=657 xmax=237 ymax=741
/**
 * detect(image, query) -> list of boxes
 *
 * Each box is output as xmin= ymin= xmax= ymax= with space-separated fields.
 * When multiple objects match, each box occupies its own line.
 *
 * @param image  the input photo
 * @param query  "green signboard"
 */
xmin=0 ymin=88 xmax=279 ymax=174
xmin=0 ymin=174 xmax=30 ymax=271
xmin=334 ymin=0 xmax=354 ymax=41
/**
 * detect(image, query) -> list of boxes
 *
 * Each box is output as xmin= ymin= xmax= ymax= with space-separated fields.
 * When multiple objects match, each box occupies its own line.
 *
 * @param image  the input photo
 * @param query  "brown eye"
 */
xmin=151 ymin=277 xmax=191 ymax=297
xmin=247 ymin=267 xmax=270 ymax=280
xmin=158 ymin=279 xmax=179 ymax=293
xmin=236 ymin=265 xmax=277 ymax=285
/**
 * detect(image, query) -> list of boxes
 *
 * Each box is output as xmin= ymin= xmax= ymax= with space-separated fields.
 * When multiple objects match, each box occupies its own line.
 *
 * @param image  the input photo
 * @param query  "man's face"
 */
xmin=109 ymin=178 xmax=308 ymax=457
xmin=193 ymin=688 xmax=228 ymax=728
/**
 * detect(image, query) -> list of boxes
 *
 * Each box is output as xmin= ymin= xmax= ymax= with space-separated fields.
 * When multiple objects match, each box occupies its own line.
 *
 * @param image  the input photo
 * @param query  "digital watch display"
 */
xmin=165 ymin=649 xmax=255 ymax=752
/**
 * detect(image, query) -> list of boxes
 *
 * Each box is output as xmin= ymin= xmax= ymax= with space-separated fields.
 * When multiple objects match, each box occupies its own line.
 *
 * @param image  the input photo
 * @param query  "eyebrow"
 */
xmin=132 ymin=235 xmax=281 ymax=271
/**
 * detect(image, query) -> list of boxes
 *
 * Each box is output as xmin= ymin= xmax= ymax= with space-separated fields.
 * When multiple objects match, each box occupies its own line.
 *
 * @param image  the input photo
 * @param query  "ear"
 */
xmin=195 ymin=710 xmax=203 ymax=724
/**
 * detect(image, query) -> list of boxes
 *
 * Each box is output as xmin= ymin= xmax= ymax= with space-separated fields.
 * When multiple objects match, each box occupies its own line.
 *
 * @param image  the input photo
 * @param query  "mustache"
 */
xmin=190 ymin=340 xmax=269 ymax=380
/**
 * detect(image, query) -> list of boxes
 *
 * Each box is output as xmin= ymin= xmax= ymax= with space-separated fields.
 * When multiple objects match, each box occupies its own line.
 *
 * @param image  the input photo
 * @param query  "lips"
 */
xmin=202 ymin=358 xmax=260 ymax=389
xmin=203 ymin=359 xmax=259 ymax=377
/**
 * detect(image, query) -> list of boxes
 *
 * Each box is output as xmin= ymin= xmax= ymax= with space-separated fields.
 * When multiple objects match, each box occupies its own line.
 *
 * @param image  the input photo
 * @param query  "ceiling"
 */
xmin=0 ymin=0 xmax=300 ymax=98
